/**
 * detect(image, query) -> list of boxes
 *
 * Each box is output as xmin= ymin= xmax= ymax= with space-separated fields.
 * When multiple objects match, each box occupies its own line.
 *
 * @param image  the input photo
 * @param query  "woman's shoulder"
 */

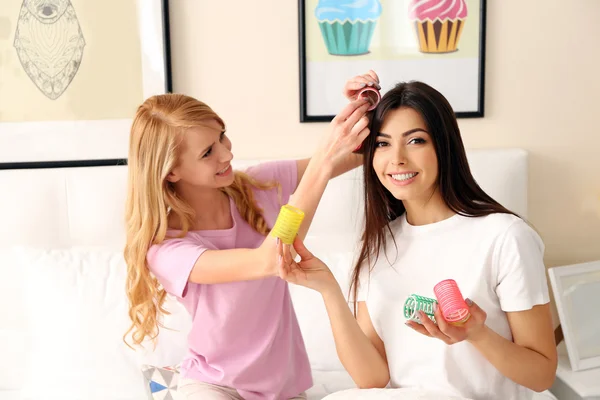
xmin=239 ymin=160 xmax=297 ymax=182
xmin=467 ymin=213 xmax=542 ymax=248
xmin=149 ymin=231 xmax=206 ymax=254
xmin=472 ymin=212 xmax=530 ymax=231
xmin=144 ymin=232 xmax=209 ymax=280
xmin=470 ymin=212 xmax=523 ymax=229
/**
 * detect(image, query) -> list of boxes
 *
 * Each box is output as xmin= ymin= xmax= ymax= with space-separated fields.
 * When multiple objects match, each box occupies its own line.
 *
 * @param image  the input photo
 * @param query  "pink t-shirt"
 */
xmin=146 ymin=160 xmax=312 ymax=400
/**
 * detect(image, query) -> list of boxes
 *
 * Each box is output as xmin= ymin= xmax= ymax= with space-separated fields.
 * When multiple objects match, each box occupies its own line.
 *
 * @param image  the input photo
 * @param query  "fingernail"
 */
xmin=276 ymin=237 xmax=280 ymax=245
xmin=368 ymin=81 xmax=374 ymax=86
xmin=359 ymin=83 xmax=366 ymax=88
xmin=277 ymin=254 xmax=282 ymax=263
xmin=466 ymin=298 xmax=473 ymax=306
xmin=433 ymin=303 xmax=438 ymax=312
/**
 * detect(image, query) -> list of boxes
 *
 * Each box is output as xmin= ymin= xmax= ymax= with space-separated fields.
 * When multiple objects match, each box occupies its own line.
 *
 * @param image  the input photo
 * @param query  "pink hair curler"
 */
xmin=358 ymin=86 xmax=381 ymax=111
xmin=352 ymin=87 xmax=380 ymax=153
xmin=433 ymin=279 xmax=470 ymax=326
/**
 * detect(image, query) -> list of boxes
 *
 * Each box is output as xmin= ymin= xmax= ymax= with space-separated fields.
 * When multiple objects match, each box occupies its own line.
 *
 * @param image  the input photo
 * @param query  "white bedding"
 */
xmin=321 ymin=389 xmax=559 ymax=400
xmin=0 ymin=388 xmax=560 ymax=400
xmin=307 ymin=370 xmax=558 ymax=400
xmin=0 ymin=373 xmax=559 ymax=400
xmin=307 ymin=370 xmax=356 ymax=399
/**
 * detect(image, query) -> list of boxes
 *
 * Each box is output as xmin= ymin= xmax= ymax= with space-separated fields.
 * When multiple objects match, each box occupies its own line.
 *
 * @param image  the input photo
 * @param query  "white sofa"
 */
xmin=0 ymin=149 xmax=559 ymax=400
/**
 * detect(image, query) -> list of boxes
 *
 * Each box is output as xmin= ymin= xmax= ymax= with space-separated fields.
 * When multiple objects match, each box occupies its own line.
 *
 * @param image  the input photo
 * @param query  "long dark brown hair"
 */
xmin=350 ymin=81 xmax=518 ymax=313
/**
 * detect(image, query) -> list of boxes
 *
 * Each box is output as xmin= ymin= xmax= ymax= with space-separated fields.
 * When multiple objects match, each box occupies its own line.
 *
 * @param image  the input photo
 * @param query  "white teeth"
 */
xmin=391 ymin=172 xmax=417 ymax=181
xmin=217 ymin=165 xmax=229 ymax=174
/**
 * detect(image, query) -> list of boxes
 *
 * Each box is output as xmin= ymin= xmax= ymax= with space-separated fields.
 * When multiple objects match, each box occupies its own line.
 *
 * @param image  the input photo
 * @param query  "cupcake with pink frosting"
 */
xmin=408 ymin=0 xmax=468 ymax=53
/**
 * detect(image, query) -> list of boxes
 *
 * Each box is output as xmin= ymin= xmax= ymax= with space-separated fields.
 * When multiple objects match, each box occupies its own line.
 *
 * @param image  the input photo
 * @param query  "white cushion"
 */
xmin=0 ymin=391 xmax=23 ymax=400
xmin=4 ymin=244 xmax=359 ymax=398
xmin=289 ymin=244 xmax=357 ymax=372
xmin=14 ymin=247 xmax=190 ymax=400
xmin=0 ymin=248 xmax=29 ymax=390
xmin=307 ymin=370 xmax=356 ymax=400
xmin=7 ymin=245 xmax=360 ymax=398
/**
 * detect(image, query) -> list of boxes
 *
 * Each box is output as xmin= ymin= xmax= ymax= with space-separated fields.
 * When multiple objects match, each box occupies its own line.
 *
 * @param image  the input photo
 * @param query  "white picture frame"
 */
xmin=549 ymin=260 xmax=600 ymax=372
xmin=0 ymin=0 xmax=171 ymax=169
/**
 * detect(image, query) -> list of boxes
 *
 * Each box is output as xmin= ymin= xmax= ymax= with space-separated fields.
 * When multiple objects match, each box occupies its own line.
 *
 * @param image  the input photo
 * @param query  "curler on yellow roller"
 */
xmin=270 ymin=204 xmax=305 ymax=244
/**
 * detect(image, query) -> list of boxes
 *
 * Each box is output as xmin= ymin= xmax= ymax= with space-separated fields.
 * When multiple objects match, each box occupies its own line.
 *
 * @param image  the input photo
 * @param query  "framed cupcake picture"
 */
xmin=299 ymin=0 xmax=487 ymax=122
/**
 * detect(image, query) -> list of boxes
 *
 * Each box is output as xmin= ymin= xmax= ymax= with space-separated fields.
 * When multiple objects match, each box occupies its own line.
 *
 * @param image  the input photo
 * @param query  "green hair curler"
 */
xmin=403 ymin=294 xmax=437 ymax=324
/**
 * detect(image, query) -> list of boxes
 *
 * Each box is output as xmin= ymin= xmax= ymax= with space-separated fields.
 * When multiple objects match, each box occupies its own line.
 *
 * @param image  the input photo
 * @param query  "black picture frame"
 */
xmin=0 ymin=0 xmax=172 ymax=170
xmin=299 ymin=0 xmax=487 ymax=122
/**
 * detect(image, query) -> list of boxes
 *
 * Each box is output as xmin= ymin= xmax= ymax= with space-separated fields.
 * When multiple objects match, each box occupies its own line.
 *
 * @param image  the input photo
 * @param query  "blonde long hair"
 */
xmin=124 ymin=93 xmax=277 ymax=347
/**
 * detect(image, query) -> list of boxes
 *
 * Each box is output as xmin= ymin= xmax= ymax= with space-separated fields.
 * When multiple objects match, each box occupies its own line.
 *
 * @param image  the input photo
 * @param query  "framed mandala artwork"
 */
xmin=0 ymin=0 xmax=172 ymax=169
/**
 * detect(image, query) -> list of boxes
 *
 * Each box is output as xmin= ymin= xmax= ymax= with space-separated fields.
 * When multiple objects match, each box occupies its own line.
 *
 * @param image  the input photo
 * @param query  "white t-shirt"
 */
xmin=357 ymin=212 xmax=550 ymax=400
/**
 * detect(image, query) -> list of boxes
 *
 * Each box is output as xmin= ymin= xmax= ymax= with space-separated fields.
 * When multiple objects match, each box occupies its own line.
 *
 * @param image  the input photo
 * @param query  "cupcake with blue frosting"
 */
xmin=315 ymin=0 xmax=382 ymax=56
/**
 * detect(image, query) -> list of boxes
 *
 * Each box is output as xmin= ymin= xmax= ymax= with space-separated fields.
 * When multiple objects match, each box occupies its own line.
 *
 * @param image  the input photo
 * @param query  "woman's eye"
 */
xmin=202 ymin=147 xmax=212 ymax=158
xmin=408 ymin=138 xmax=425 ymax=145
xmin=219 ymin=132 xmax=226 ymax=141
xmin=375 ymin=141 xmax=388 ymax=148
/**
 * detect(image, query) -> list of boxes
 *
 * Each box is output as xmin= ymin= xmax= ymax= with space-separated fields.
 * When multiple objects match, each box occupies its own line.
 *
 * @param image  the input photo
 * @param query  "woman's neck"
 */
xmin=402 ymin=188 xmax=455 ymax=226
xmin=171 ymin=186 xmax=233 ymax=230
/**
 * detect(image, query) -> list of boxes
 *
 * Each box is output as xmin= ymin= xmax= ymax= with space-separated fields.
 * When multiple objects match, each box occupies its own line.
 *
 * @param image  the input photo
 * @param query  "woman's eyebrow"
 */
xmin=377 ymin=128 xmax=429 ymax=138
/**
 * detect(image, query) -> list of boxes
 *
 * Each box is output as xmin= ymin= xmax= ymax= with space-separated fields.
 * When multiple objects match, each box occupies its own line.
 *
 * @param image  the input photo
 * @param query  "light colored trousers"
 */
xmin=178 ymin=377 xmax=308 ymax=400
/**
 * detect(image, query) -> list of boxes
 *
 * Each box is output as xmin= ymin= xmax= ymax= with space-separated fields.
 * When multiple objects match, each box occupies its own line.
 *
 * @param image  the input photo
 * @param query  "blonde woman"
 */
xmin=123 ymin=72 xmax=380 ymax=400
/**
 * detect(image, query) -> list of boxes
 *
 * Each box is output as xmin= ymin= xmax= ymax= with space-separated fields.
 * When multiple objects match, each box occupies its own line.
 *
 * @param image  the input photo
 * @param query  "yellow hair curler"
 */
xmin=270 ymin=204 xmax=305 ymax=244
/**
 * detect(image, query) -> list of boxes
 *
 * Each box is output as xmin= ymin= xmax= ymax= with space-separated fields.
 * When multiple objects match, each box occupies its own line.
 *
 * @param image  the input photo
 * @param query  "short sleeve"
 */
xmin=494 ymin=220 xmax=550 ymax=312
xmin=244 ymin=160 xmax=298 ymax=205
xmin=146 ymin=238 xmax=207 ymax=299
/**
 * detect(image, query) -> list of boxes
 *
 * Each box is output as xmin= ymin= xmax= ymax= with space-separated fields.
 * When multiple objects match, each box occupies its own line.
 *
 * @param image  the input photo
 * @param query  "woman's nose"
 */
xmin=389 ymin=145 xmax=409 ymax=165
xmin=390 ymin=154 xmax=407 ymax=166
xmin=219 ymin=146 xmax=233 ymax=163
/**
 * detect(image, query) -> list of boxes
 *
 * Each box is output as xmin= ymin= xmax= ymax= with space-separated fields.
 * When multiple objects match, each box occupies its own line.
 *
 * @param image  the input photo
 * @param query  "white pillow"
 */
xmin=289 ymin=239 xmax=357 ymax=372
xmin=16 ymin=247 xmax=190 ymax=400
xmin=0 ymin=247 xmax=29 ymax=390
